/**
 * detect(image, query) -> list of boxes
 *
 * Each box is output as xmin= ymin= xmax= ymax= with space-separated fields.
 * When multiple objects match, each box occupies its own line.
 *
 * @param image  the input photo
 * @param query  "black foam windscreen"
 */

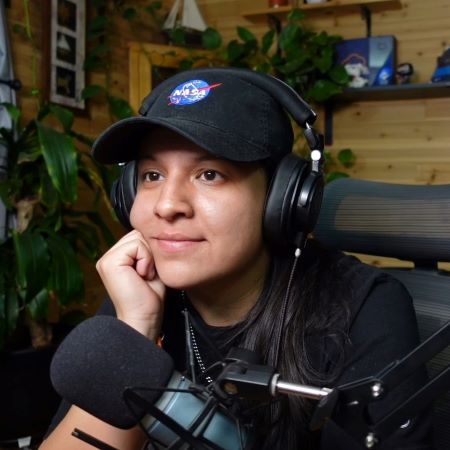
xmin=50 ymin=316 xmax=174 ymax=429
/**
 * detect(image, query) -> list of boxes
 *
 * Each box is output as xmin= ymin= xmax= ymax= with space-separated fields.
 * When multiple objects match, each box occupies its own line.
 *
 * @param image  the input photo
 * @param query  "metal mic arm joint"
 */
xmin=214 ymin=362 xmax=276 ymax=402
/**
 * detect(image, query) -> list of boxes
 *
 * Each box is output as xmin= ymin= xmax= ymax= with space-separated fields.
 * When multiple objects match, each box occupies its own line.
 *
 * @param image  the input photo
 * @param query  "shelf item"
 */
xmin=240 ymin=0 xmax=401 ymax=19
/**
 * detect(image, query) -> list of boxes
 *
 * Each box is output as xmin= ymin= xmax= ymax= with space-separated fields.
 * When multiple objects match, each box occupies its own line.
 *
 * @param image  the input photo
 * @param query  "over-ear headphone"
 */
xmin=110 ymin=68 xmax=324 ymax=250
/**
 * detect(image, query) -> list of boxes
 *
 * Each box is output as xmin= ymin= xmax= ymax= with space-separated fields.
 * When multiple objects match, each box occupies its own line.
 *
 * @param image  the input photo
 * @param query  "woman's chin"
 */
xmin=156 ymin=267 xmax=199 ymax=291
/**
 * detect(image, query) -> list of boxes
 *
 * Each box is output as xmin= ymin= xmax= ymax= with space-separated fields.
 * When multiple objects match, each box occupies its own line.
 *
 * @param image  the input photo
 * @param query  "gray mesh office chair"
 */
xmin=314 ymin=177 xmax=450 ymax=450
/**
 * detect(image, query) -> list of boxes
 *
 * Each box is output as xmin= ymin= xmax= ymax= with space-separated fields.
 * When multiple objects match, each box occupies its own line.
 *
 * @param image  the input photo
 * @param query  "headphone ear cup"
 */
xmin=263 ymin=154 xmax=309 ymax=248
xmin=263 ymin=154 xmax=324 ymax=249
xmin=297 ymin=171 xmax=324 ymax=236
xmin=110 ymin=162 xmax=137 ymax=230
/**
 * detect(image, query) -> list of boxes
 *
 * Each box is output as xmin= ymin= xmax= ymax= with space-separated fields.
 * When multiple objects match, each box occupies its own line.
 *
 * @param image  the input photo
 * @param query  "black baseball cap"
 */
xmin=92 ymin=67 xmax=295 ymax=165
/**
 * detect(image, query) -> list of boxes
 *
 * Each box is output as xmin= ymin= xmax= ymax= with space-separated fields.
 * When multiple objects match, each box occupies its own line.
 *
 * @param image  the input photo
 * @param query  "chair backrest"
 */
xmin=314 ymin=177 xmax=450 ymax=450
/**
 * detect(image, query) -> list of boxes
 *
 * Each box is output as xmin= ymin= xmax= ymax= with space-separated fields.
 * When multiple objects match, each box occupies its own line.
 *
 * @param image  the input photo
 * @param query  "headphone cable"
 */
xmin=272 ymin=247 xmax=302 ymax=370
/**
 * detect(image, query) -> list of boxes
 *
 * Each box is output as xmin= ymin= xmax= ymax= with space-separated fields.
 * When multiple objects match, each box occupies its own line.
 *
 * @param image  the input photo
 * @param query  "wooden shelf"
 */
xmin=241 ymin=0 xmax=401 ymax=19
xmin=337 ymin=82 xmax=450 ymax=102
xmin=325 ymin=82 xmax=450 ymax=145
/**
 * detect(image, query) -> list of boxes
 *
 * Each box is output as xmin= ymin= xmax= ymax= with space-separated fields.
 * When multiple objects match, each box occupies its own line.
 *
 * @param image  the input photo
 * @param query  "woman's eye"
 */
xmin=200 ymin=170 xmax=223 ymax=182
xmin=143 ymin=171 xmax=161 ymax=182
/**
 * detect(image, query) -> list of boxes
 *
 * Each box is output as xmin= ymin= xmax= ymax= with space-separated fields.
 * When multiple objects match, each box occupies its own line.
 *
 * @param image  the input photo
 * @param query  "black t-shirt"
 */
xmin=46 ymin=249 xmax=435 ymax=449
xmin=159 ymin=262 xmax=434 ymax=449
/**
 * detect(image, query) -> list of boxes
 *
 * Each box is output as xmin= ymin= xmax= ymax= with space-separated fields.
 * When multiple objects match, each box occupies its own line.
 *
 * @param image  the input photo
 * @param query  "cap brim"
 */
xmin=92 ymin=116 xmax=272 ymax=164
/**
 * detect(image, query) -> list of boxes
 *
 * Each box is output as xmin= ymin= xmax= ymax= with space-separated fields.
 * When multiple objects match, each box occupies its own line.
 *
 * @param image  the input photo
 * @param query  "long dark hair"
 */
xmin=238 ymin=239 xmax=354 ymax=449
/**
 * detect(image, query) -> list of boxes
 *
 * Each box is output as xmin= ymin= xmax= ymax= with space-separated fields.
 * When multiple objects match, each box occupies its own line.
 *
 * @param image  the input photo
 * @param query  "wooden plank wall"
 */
xmin=198 ymin=0 xmax=450 ymax=185
xmin=4 ymin=1 xmax=450 ymax=307
xmin=7 ymin=0 xmax=450 ymax=186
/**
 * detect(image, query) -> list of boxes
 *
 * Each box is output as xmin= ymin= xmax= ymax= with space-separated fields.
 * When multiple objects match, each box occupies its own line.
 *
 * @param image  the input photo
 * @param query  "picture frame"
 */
xmin=47 ymin=0 xmax=86 ymax=110
xmin=128 ymin=42 xmax=210 ymax=112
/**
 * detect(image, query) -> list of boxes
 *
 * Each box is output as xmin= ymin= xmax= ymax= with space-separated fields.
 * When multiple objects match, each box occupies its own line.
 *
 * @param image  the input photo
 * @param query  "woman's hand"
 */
xmin=96 ymin=229 xmax=166 ymax=341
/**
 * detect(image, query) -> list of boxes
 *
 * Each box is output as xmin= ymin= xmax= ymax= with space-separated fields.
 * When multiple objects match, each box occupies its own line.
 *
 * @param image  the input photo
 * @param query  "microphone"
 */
xmin=51 ymin=315 xmax=450 ymax=449
xmin=50 ymin=316 xmax=248 ymax=450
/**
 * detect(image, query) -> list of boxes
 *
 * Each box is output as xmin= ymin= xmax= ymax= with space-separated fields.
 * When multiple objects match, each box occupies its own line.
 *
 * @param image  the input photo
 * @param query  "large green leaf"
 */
xmin=278 ymin=54 xmax=309 ymax=75
xmin=308 ymin=79 xmax=343 ymax=102
xmin=107 ymin=95 xmax=133 ymax=120
xmin=0 ymin=102 xmax=21 ymax=130
xmin=226 ymin=40 xmax=246 ymax=63
xmin=145 ymin=1 xmax=162 ymax=14
xmin=313 ymin=47 xmax=333 ymax=74
xmin=279 ymin=23 xmax=301 ymax=52
xmin=26 ymin=287 xmax=49 ymax=320
xmin=337 ymin=148 xmax=356 ymax=168
xmin=49 ymin=105 xmax=74 ymax=132
xmin=39 ymin=169 xmax=60 ymax=209
xmin=47 ymin=234 xmax=84 ymax=306
xmin=328 ymin=64 xmax=350 ymax=85
xmin=312 ymin=31 xmax=333 ymax=47
xmin=237 ymin=26 xmax=257 ymax=44
xmin=36 ymin=122 xmax=78 ymax=204
xmin=16 ymin=139 xmax=41 ymax=163
xmin=12 ymin=229 xmax=49 ymax=303
xmin=81 ymin=84 xmax=106 ymax=100
xmin=169 ymin=28 xmax=187 ymax=46
xmin=287 ymin=8 xmax=306 ymax=22
xmin=202 ymin=27 xmax=222 ymax=50
xmin=261 ymin=30 xmax=275 ymax=55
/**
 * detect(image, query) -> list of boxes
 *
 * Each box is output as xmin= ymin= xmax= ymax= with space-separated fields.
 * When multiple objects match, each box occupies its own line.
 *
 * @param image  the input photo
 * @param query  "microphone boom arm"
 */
xmin=216 ymin=320 xmax=450 ymax=449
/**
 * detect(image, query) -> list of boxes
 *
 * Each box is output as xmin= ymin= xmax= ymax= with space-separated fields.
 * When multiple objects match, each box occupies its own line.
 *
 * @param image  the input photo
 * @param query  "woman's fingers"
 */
xmin=95 ymin=229 xmax=166 ymax=340
xmin=97 ymin=229 xmax=155 ymax=280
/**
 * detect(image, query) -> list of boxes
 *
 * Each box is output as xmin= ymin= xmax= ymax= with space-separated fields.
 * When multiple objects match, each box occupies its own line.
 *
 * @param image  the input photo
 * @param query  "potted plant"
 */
xmin=174 ymin=9 xmax=350 ymax=103
xmin=0 ymin=101 xmax=116 ymax=444
xmin=167 ymin=9 xmax=356 ymax=178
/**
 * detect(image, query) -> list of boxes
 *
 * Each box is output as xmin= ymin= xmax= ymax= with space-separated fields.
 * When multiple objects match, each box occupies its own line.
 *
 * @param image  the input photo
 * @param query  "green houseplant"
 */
xmin=169 ymin=9 xmax=356 ymax=177
xmin=0 ymin=2 xmax=136 ymax=443
xmin=174 ymin=9 xmax=350 ymax=103
xmin=0 ymin=102 xmax=115 ymax=352
xmin=0 ymin=100 xmax=118 ymax=444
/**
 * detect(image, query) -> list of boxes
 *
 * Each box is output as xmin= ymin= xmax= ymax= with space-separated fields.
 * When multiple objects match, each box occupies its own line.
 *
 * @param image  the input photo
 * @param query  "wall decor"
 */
xmin=128 ymin=42 xmax=210 ymax=112
xmin=49 ymin=0 xmax=86 ymax=110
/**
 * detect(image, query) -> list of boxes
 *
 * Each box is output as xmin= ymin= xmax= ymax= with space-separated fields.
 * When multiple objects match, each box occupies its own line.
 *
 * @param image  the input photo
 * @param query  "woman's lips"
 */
xmin=153 ymin=233 xmax=204 ymax=253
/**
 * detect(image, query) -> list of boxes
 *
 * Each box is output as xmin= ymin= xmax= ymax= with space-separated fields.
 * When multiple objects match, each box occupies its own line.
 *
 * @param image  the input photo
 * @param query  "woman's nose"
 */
xmin=153 ymin=177 xmax=194 ymax=220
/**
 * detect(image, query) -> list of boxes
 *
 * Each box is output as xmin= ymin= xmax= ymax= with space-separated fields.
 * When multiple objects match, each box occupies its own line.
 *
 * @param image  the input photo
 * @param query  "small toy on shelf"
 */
xmin=431 ymin=47 xmax=450 ymax=82
xmin=396 ymin=62 xmax=414 ymax=84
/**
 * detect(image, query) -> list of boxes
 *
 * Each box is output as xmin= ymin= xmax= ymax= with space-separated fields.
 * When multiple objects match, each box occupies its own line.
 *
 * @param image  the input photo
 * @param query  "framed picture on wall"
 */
xmin=128 ymin=42 xmax=211 ymax=112
xmin=49 ymin=0 xmax=86 ymax=110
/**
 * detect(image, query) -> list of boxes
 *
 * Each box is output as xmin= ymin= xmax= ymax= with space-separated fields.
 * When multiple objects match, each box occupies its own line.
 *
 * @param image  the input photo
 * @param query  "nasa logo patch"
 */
xmin=169 ymin=79 xmax=222 ymax=105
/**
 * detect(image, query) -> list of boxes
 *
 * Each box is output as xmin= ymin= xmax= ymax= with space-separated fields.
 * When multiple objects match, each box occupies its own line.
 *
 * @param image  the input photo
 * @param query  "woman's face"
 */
xmin=130 ymin=128 xmax=270 ymax=294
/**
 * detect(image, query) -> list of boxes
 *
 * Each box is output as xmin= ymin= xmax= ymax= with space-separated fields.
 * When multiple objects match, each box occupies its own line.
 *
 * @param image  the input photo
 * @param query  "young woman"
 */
xmin=41 ymin=68 xmax=433 ymax=450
